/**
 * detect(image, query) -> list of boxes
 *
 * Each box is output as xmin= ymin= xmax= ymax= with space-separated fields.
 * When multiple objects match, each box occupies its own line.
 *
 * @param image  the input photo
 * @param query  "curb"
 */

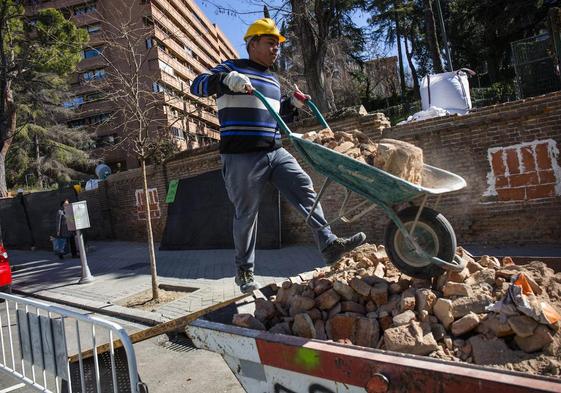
xmin=13 ymin=287 xmax=166 ymax=326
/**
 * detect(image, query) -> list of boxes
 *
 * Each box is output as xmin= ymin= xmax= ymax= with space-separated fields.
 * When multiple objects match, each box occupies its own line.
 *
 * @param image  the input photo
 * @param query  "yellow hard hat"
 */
xmin=244 ymin=18 xmax=286 ymax=44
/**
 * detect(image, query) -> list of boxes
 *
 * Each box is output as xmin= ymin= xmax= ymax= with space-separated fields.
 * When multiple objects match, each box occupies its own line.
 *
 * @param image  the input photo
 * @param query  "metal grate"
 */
xmin=159 ymin=333 xmax=197 ymax=353
xmin=511 ymin=33 xmax=561 ymax=98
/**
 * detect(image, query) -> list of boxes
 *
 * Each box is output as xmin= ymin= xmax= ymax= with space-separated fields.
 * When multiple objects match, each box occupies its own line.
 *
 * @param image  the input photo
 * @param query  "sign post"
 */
xmin=64 ymin=201 xmax=94 ymax=284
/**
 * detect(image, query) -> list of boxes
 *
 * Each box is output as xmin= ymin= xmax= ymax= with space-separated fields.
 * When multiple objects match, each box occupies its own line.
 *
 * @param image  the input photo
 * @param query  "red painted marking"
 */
xmin=255 ymin=337 xmax=560 ymax=392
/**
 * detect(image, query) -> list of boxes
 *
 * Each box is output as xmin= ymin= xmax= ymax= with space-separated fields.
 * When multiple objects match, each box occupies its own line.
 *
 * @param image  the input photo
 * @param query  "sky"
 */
xmin=194 ymin=0 xmax=373 ymax=57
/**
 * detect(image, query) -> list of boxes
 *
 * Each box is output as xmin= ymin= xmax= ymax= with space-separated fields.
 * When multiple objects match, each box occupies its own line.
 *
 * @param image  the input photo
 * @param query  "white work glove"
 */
xmin=223 ymin=71 xmax=252 ymax=93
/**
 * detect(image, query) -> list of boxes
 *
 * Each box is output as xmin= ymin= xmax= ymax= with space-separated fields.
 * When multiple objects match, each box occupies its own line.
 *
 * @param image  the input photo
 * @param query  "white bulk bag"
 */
xmin=420 ymin=69 xmax=474 ymax=115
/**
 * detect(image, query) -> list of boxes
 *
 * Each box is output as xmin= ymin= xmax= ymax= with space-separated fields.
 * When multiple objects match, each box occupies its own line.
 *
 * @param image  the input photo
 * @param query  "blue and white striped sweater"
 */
xmin=191 ymin=59 xmax=283 ymax=154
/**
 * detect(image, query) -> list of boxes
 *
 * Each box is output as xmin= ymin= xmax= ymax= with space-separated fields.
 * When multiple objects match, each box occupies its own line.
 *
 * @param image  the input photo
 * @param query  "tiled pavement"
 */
xmin=8 ymin=241 xmax=324 ymax=323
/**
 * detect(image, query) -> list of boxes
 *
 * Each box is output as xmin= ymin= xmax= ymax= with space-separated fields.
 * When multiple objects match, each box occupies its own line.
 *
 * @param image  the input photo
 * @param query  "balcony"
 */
xmin=150 ymin=4 xmax=217 ymax=68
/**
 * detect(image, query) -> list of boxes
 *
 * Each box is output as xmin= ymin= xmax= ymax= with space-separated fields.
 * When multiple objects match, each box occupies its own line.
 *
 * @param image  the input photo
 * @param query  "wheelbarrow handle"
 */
xmin=251 ymin=89 xmax=332 ymax=134
xmin=250 ymin=89 xmax=293 ymax=136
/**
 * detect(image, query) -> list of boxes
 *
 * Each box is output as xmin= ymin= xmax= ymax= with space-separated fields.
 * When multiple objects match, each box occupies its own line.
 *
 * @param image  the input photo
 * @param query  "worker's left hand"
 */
xmin=291 ymin=84 xmax=310 ymax=109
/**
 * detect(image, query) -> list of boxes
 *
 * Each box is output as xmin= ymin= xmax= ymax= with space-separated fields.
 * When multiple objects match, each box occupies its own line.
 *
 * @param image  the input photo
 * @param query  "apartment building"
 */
xmin=31 ymin=0 xmax=238 ymax=170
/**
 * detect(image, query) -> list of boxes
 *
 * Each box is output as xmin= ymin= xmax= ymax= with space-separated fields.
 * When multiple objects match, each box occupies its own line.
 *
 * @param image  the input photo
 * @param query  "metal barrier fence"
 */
xmin=0 ymin=292 xmax=145 ymax=393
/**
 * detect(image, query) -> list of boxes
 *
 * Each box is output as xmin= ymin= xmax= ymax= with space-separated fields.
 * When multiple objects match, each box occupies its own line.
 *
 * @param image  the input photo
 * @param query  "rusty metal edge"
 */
xmin=189 ymin=318 xmax=561 ymax=392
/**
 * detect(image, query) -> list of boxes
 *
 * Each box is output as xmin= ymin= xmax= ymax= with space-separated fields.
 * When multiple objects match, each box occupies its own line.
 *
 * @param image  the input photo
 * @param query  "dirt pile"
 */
xmin=233 ymin=243 xmax=561 ymax=378
xmin=301 ymin=129 xmax=424 ymax=185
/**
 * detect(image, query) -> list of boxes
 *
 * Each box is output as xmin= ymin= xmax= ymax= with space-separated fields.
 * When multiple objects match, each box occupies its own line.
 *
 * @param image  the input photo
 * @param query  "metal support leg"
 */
xmin=409 ymin=195 xmax=428 ymax=236
xmin=305 ymin=178 xmax=332 ymax=225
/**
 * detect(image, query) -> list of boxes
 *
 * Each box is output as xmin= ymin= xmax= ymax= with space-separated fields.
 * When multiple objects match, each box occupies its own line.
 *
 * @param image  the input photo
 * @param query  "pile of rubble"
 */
xmin=233 ymin=244 xmax=561 ymax=377
xmin=301 ymin=129 xmax=424 ymax=185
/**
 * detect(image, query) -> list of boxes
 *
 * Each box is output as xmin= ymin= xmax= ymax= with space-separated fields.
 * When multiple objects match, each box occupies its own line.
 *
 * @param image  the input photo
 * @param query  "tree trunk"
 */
xmin=290 ymin=0 xmax=333 ymax=112
xmin=141 ymin=159 xmax=159 ymax=301
xmin=34 ymin=134 xmax=43 ymax=189
xmin=405 ymin=32 xmax=420 ymax=96
xmin=423 ymin=0 xmax=444 ymax=73
xmin=0 ymin=82 xmax=16 ymax=197
xmin=394 ymin=6 xmax=407 ymax=99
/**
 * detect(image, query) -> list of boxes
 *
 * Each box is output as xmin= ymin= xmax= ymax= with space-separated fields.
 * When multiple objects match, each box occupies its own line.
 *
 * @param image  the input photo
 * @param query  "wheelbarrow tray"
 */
xmin=289 ymin=133 xmax=466 ymax=205
xmin=185 ymin=284 xmax=561 ymax=393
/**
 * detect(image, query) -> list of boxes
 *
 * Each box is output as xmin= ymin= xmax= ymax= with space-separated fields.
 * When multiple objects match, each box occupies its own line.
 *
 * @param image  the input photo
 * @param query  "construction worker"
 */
xmin=191 ymin=18 xmax=366 ymax=293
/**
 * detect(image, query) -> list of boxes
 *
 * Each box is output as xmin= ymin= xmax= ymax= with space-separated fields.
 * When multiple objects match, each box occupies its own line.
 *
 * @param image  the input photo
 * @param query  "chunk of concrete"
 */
xmin=384 ymin=321 xmax=438 ymax=355
xmin=433 ymin=298 xmax=454 ymax=329
xmin=451 ymin=312 xmax=480 ymax=336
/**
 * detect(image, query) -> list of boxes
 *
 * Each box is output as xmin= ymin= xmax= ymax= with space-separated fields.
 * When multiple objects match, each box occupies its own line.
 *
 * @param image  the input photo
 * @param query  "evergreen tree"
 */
xmin=0 ymin=3 xmax=87 ymax=196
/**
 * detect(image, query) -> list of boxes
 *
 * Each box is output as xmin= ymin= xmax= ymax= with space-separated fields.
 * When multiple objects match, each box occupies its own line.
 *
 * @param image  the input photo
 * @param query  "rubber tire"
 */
xmin=384 ymin=206 xmax=456 ymax=279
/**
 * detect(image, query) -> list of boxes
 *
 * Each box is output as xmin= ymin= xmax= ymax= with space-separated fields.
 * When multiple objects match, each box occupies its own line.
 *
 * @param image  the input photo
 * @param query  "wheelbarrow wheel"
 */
xmin=384 ymin=206 xmax=456 ymax=279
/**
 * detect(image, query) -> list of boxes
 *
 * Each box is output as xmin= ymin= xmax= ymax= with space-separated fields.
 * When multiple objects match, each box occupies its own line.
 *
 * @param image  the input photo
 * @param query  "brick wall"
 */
xmin=95 ymin=91 xmax=561 ymax=247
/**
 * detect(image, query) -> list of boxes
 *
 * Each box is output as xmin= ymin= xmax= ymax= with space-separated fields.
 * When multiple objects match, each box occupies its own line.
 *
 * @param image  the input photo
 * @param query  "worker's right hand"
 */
xmin=223 ymin=71 xmax=253 ymax=93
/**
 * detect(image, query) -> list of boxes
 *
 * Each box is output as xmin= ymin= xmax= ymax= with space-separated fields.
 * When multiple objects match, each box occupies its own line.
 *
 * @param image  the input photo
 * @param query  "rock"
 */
xmin=365 ymin=300 xmax=377 ymax=313
xmin=389 ymin=282 xmax=403 ymax=295
xmin=232 ymin=314 xmax=266 ymax=330
xmin=373 ymin=263 xmax=385 ymax=278
xmin=515 ymin=326 xmax=553 ymax=353
xmin=313 ymin=278 xmax=333 ymax=295
xmin=354 ymin=317 xmax=380 ymax=347
xmin=328 ymin=302 xmax=342 ymax=319
xmin=478 ymin=255 xmax=501 ymax=269
xmin=332 ymin=280 xmax=355 ymax=301
xmin=466 ymin=260 xmax=484 ymax=274
xmin=465 ymin=269 xmax=496 ymax=287
xmin=451 ymin=294 xmax=493 ymax=318
xmin=340 ymin=301 xmax=366 ymax=315
xmin=349 ymin=277 xmax=372 ymax=297
xmin=306 ymin=308 xmax=322 ymax=321
xmin=254 ymin=299 xmax=276 ymax=322
xmin=269 ymin=322 xmax=291 ymax=335
xmin=419 ymin=310 xmax=429 ymax=322
xmin=433 ymin=298 xmax=454 ymax=329
xmin=292 ymin=313 xmax=316 ymax=339
xmin=334 ymin=141 xmax=356 ymax=153
xmin=276 ymin=283 xmax=300 ymax=306
xmin=416 ymin=289 xmax=437 ymax=313
xmin=314 ymin=320 xmax=327 ymax=340
xmin=508 ymin=315 xmax=538 ymax=338
xmin=442 ymin=282 xmax=471 ymax=298
xmin=431 ymin=323 xmax=447 ymax=341
xmin=384 ymin=321 xmax=438 ymax=355
xmin=451 ymin=312 xmax=480 ymax=336
xmin=289 ymin=295 xmax=316 ymax=316
xmin=400 ymin=288 xmax=416 ymax=312
xmin=501 ymin=256 xmax=515 ymax=267
xmin=477 ymin=313 xmax=514 ymax=338
xmin=378 ymin=312 xmax=393 ymax=331
xmin=447 ymin=268 xmax=470 ymax=283
xmin=393 ymin=310 xmax=416 ymax=326
xmin=370 ymin=282 xmax=389 ymax=306
xmin=326 ymin=315 xmax=357 ymax=342
xmin=374 ymin=139 xmax=423 ymax=185
xmin=469 ymin=335 xmax=522 ymax=365
xmin=315 ymin=289 xmax=341 ymax=310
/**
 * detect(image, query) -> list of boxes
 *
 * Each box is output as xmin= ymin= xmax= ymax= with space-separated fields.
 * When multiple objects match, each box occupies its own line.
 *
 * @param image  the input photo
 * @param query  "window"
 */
xmin=184 ymin=46 xmax=193 ymax=56
xmin=85 ymin=23 xmax=101 ymax=33
xmin=74 ymin=3 xmax=97 ymax=16
xmin=82 ymin=68 xmax=106 ymax=81
xmin=63 ymin=96 xmax=84 ymax=109
xmin=145 ymin=37 xmax=154 ymax=49
xmin=152 ymin=81 xmax=164 ymax=93
xmin=158 ymin=60 xmax=174 ymax=76
xmin=67 ymin=112 xmax=111 ymax=128
xmin=82 ymin=47 xmax=102 ymax=59
xmin=170 ymin=127 xmax=184 ymax=139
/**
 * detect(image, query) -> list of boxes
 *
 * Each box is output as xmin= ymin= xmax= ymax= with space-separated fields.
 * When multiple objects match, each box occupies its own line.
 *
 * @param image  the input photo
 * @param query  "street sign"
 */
xmin=166 ymin=179 xmax=179 ymax=204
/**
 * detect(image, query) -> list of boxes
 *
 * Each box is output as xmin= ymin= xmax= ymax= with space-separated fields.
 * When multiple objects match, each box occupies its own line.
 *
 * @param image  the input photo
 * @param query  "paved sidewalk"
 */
xmin=8 ymin=241 xmax=324 ymax=324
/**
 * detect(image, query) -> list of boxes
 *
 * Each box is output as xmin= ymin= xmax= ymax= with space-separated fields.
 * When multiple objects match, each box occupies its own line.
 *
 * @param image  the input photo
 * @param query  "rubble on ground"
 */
xmin=232 ymin=243 xmax=561 ymax=378
xmin=301 ymin=128 xmax=424 ymax=185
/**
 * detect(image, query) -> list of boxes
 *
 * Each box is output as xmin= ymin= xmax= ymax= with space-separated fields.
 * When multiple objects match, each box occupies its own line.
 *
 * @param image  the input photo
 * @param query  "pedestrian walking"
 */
xmin=56 ymin=199 xmax=78 ymax=259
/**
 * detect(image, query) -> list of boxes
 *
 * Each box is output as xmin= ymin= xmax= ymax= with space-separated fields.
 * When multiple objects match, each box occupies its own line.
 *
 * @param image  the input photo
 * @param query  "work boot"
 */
xmin=235 ymin=269 xmax=261 ymax=294
xmin=322 ymin=232 xmax=367 ymax=265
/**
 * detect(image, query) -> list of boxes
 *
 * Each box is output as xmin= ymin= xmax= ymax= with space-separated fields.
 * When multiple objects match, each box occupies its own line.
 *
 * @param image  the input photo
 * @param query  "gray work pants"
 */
xmin=221 ymin=148 xmax=337 ymax=272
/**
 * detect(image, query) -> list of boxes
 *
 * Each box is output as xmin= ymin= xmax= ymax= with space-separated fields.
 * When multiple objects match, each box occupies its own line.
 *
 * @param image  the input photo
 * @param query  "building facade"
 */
xmin=31 ymin=0 xmax=238 ymax=170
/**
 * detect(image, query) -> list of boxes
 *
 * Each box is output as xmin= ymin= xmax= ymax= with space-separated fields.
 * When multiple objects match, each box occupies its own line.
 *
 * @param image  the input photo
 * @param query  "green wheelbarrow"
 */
xmin=252 ymin=90 xmax=467 ymax=278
